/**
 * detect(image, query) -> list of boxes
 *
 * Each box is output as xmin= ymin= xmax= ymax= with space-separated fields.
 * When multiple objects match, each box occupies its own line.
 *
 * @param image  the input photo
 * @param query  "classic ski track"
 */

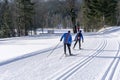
xmin=101 ymin=40 xmax=120 ymax=80
xmin=48 ymin=39 xmax=107 ymax=80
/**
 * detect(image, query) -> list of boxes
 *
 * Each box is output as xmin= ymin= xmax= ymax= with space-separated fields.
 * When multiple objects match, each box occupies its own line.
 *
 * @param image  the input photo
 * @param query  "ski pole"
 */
xmin=47 ymin=42 xmax=61 ymax=57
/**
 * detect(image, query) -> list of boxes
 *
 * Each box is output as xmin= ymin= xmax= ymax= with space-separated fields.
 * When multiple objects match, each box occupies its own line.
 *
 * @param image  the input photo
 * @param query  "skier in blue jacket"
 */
xmin=60 ymin=31 xmax=72 ymax=56
xmin=73 ymin=30 xmax=84 ymax=49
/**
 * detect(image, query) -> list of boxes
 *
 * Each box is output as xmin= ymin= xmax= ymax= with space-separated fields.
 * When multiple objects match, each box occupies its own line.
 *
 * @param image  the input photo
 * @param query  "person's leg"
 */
xmin=79 ymin=40 xmax=81 ymax=49
xmin=67 ymin=44 xmax=72 ymax=55
xmin=73 ymin=40 xmax=78 ymax=49
xmin=64 ymin=43 xmax=66 ymax=54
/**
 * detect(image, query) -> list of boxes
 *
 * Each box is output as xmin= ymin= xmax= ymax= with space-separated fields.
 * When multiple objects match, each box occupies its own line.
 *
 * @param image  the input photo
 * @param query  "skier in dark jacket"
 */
xmin=60 ymin=31 xmax=72 ymax=56
xmin=73 ymin=30 xmax=84 ymax=49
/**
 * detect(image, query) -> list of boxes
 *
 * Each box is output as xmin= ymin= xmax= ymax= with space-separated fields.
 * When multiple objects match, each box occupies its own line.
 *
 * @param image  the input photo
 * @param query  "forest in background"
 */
xmin=0 ymin=0 xmax=120 ymax=38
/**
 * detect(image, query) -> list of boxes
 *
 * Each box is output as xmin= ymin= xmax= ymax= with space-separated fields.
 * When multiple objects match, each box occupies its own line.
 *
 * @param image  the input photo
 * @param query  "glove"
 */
xmin=82 ymin=40 xmax=84 ymax=43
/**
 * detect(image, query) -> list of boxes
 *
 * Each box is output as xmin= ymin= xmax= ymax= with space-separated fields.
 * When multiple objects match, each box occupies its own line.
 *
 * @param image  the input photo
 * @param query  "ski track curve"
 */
xmin=101 ymin=40 xmax=120 ymax=80
xmin=48 ymin=39 xmax=107 ymax=80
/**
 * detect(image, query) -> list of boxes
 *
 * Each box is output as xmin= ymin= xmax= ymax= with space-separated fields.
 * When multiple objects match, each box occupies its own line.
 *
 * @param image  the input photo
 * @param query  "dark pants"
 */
xmin=64 ymin=43 xmax=71 ymax=55
xmin=73 ymin=39 xmax=81 ymax=49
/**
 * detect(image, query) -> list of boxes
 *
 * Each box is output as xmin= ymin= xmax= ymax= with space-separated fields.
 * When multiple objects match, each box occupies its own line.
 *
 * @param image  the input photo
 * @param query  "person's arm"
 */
xmin=60 ymin=33 xmax=65 ymax=41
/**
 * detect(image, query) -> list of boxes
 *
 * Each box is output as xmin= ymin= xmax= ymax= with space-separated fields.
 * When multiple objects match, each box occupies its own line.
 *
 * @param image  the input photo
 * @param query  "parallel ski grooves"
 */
xmin=101 ymin=41 xmax=120 ymax=80
xmin=49 ymin=39 xmax=107 ymax=80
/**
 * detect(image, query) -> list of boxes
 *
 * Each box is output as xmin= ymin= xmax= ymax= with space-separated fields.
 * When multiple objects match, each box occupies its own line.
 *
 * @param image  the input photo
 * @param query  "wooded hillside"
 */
xmin=0 ymin=0 xmax=119 ymax=37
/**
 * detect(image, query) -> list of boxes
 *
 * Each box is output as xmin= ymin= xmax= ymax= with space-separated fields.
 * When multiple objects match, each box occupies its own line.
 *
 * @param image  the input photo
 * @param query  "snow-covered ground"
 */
xmin=0 ymin=27 xmax=120 ymax=80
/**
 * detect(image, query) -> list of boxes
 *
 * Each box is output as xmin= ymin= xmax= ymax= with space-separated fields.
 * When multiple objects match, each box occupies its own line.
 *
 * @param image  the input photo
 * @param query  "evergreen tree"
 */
xmin=83 ymin=0 xmax=117 ymax=31
xmin=0 ymin=0 xmax=14 ymax=38
xmin=16 ymin=0 xmax=35 ymax=36
xmin=117 ymin=1 xmax=120 ymax=26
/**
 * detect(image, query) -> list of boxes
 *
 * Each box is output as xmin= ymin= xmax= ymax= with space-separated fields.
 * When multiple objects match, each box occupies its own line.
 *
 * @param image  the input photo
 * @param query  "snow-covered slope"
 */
xmin=0 ymin=26 xmax=120 ymax=80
